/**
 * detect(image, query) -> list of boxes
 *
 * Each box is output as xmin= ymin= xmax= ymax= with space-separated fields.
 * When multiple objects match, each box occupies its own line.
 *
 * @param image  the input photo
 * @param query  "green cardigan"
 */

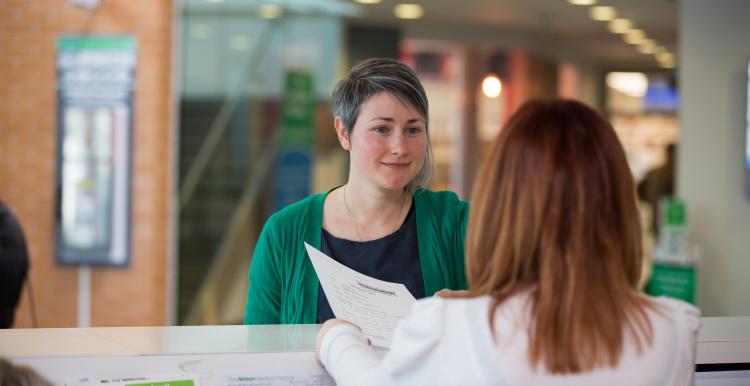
xmin=244 ymin=188 xmax=468 ymax=324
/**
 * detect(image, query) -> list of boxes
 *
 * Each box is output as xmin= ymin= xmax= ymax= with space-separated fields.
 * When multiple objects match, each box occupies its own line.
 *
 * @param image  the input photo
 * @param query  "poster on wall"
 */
xmin=272 ymin=70 xmax=315 ymax=212
xmin=55 ymin=35 xmax=136 ymax=266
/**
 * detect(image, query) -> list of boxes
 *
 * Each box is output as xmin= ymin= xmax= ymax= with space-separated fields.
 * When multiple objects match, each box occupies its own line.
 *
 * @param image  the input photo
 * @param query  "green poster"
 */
xmin=280 ymin=70 xmax=316 ymax=148
xmin=646 ymin=263 xmax=696 ymax=304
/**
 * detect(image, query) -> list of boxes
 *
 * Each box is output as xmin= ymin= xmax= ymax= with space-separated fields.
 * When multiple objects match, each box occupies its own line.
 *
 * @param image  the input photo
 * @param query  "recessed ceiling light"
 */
xmin=589 ymin=6 xmax=616 ymax=21
xmin=568 ymin=0 xmax=597 ymax=5
xmin=658 ymin=56 xmax=675 ymax=68
xmin=638 ymin=39 xmax=656 ymax=54
xmin=394 ymin=3 xmax=424 ymax=19
xmin=606 ymin=72 xmax=648 ymax=97
xmin=355 ymin=0 xmax=382 ymax=3
xmin=481 ymin=75 xmax=502 ymax=98
xmin=657 ymin=52 xmax=674 ymax=63
xmin=205 ymin=0 xmax=224 ymax=3
xmin=624 ymin=29 xmax=646 ymax=45
xmin=258 ymin=4 xmax=283 ymax=19
xmin=608 ymin=18 xmax=632 ymax=34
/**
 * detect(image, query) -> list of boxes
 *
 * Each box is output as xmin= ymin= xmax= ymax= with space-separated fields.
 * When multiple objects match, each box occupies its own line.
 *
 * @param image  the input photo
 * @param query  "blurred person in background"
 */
xmin=244 ymin=58 xmax=468 ymax=324
xmin=316 ymin=99 xmax=700 ymax=385
xmin=638 ymin=143 xmax=677 ymax=237
xmin=0 ymin=200 xmax=29 ymax=329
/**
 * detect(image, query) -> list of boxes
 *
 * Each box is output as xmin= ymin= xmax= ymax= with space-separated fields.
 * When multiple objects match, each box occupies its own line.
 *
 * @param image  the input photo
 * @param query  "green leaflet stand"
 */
xmin=646 ymin=264 xmax=696 ymax=304
xmin=645 ymin=199 xmax=697 ymax=304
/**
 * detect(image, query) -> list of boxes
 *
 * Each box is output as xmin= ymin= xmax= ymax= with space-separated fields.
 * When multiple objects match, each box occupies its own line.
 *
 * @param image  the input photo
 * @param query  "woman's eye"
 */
xmin=375 ymin=127 xmax=388 ymax=134
xmin=407 ymin=127 xmax=422 ymax=135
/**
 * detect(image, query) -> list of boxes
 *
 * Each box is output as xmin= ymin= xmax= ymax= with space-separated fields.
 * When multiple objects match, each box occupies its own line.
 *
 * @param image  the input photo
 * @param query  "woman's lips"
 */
xmin=382 ymin=162 xmax=410 ymax=169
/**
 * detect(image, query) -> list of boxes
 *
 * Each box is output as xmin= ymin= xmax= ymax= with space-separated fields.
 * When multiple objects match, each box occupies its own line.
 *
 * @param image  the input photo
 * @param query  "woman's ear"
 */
xmin=334 ymin=116 xmax=350 ymax=150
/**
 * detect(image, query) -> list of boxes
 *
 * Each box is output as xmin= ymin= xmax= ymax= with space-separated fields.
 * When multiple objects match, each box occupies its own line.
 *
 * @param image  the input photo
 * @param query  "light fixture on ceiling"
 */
xmin=606 ymin=72 xmax=648 ymax=98
xmin=658 ymin=58 xmax=675 ymax=68
xmin=355 ymin=0 xmax=382 ymax=3
xmin=656 ymin=52 xmax=674 ymax=63
xmin=394 ymin=3 xmax=424 ymax=19
xmin=608 ymin=18 xmax=632 ymax=34
xmin=258 ymin=4 xmax=283 ymax=19
xmin=568 ymin=0 xmax=597 ymax=5
xmin=205 ymin=0 xmax=224 ymax=3
xmin=589 ymin=6 xmax=616 ymax=21
xmin=657 ymin=52 xmax=675 ymax=68
xmin=624 ymin=29 xmax=646 ymax=45
xmin=638 ymin=39 xmax=656 ymax=54
xmin=568 ymin=1 xmax=672 ymax=68
xmin=481 ymin=74 xmax=502 ymax=98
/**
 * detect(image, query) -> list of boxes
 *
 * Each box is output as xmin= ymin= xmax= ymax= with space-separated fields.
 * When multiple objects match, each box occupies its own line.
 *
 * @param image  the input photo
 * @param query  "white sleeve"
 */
xmin=319 ymin=323 xmax=380 ymax=386
xmin=320 ymin=297 xmax=447 ymax=386
xmin=664 ymin=298 xmax=701 ymax=386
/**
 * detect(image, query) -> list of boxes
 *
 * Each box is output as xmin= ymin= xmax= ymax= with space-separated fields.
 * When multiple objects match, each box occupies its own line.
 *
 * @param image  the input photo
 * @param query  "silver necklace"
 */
xmin=342 ymin=185 xmax=407 ymax=242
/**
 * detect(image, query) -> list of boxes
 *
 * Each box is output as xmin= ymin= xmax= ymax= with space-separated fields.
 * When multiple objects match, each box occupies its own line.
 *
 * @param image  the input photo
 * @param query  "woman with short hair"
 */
xmin=244 ymin=58 xmax=468 ymax=324
xmin=316 ymin=99 xmax=700 ymax=385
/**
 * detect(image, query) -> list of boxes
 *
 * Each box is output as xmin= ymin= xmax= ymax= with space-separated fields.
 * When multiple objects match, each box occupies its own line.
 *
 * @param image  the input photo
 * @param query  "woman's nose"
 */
xmin=389 ymin=132 xmax=408 ymax=155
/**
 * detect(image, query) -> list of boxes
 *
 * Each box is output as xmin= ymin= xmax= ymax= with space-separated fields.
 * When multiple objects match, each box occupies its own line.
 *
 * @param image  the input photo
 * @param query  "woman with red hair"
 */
xmin=316 ymin=99 xmax=699 ymax=385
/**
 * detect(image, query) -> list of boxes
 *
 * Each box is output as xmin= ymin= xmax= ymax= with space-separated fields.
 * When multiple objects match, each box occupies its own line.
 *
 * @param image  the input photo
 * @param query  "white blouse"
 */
xmin=319 ymin=293 xmax=700 ymax=386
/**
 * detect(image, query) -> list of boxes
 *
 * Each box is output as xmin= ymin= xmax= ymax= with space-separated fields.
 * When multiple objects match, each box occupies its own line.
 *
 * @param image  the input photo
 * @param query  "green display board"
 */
xmin=646 ymin=263 xmax=696 ymax=304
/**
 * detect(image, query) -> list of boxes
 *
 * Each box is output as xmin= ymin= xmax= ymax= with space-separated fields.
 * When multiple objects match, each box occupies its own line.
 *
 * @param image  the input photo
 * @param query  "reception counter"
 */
xmin=1 ymin=317 xmax=748 ymax=385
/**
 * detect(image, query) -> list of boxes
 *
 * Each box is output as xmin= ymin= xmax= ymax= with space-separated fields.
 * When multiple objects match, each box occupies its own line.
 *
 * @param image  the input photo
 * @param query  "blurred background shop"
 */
xmin=0 ymin=0 xmax=748 ymax=328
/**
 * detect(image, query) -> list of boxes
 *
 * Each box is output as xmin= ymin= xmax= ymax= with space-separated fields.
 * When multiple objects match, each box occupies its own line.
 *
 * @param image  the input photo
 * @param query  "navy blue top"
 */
xmin=317 ymin=200 xmax=424 ymax=323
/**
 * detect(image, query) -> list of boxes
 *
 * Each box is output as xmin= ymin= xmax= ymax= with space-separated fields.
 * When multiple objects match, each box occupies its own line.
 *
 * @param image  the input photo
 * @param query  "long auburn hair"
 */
xmin=466 ymin=99 xmax=653 ymax=374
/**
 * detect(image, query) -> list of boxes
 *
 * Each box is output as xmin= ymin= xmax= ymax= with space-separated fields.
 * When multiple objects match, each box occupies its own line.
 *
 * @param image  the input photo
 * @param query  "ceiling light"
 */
xmin=608 ymin=18 xmax=632 ymax=34
xmin=568 ymin=0 xmax=597 ymax=5
xmin=658 ymin=56 xmax=675 ymax=68
xmin=657 ymin=52 xmax=674 ymax=63
xmin=205 ymin=0 xmax=224 ymax=3
xmin=638 ymin=39 xmax=656 ymax=54
xmin=481 ymin=74 xmax=502 ymax=98
xmin=355 ymin=0 xmax=382 ymax=3
xmin=624 ymin=29 xmax=646 ymax=45
xmin=589 ymin=6 xmax=616 ymax=21
xmin=394 ymin=3 xmax=424 ymax=19
xmin=257 ymin=4 xmax=283 ymax=19
xmin=606 ymin=72 xmax=648 ymax=98
xmin=657 ymin=52 xmax=675 ymax=68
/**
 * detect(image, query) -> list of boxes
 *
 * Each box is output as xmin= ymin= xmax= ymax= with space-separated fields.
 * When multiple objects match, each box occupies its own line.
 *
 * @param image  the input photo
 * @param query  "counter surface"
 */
xmin=1 ymin=317 xmax=748 ymax=365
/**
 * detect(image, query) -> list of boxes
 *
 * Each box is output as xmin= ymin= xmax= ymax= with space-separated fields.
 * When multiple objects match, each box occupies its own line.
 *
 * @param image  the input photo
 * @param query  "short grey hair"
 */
xmin=332 ymin=58 xmax=434 ymax=193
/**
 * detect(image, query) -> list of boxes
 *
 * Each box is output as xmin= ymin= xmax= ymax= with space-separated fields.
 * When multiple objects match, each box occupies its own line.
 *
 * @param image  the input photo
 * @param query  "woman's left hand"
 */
xmin=315 ymin=318 xmax=359 ymax=364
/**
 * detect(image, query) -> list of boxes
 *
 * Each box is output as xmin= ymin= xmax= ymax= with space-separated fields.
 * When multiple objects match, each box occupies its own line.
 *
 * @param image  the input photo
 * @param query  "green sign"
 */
xmin=126 ymin=380 xmax=194 ymax=386
xmin=645 ymin=263 xmax=696 ymax=304
xmin=58 ymin=36 xmax=137 ymax=51
xmin=662 ymin=198 xmax=687 ymax=228
xmin=280 ymin=70 xmax=316 ymax=147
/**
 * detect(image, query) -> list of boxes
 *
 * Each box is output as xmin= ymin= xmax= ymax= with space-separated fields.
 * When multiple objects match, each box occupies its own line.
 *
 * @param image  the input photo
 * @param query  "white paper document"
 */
xmin=304 ymin=242 xmax=416 ymax=348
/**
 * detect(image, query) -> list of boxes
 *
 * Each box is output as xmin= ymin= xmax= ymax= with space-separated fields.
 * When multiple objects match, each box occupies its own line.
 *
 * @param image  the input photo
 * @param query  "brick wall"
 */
xmin=0 ymin=0 xmax=174 ymax=327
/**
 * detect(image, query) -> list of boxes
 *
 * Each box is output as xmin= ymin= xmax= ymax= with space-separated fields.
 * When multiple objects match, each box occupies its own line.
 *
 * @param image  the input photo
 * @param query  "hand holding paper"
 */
xmin=304 ymin=242 xmax=416 ymax=348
